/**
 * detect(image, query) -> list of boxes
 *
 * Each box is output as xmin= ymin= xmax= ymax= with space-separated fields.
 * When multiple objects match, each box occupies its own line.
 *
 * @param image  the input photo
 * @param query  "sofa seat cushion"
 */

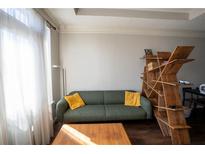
xmin=105 ymin=105 xmax=147 ymax=121
xmin=63 ymin=105 xmax=106 ymax=123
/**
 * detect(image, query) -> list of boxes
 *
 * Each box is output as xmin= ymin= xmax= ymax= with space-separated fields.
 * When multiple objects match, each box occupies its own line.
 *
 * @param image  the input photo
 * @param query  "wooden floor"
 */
xmin=53 ymin=108 xmax=205 ymax=145
xmin=123 ymin=108 xmax=205 ymax=145
xmin=123 ymin=120 xmax=172 ymax=144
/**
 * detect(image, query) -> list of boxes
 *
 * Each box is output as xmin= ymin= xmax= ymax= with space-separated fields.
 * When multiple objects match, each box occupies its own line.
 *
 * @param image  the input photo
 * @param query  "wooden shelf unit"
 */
xmin=153 ymin=105 xmax=184 ymax=111
xmin=141 ymin=46 xmax=194 ymax=144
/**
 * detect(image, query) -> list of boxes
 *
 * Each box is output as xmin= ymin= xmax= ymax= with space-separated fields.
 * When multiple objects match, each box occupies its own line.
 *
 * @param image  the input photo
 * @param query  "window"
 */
xmin=0 ymin=8 xmax=53 ymax=145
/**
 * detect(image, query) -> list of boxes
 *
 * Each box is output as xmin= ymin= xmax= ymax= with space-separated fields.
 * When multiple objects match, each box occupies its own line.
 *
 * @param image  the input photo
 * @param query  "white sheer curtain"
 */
xmin=0 ymin=8 xmax=53 ymax=145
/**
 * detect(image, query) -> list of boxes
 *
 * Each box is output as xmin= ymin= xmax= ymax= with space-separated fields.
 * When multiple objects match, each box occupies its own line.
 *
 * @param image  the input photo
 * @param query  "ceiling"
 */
xmin=44 ymin=8 xmax=205 ymax=37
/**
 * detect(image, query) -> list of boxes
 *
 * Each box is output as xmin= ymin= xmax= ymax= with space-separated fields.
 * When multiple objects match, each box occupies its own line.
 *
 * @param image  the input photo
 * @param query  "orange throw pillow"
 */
xmin=64 ymin=93 xmax=85 ymax=110
xmin=124 ymin=91 xmax=141 ymax=107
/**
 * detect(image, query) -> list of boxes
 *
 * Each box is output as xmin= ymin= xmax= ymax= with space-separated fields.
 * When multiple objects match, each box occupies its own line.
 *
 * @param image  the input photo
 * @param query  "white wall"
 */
xmin=60 ymin=33 xmax=205 ymax=93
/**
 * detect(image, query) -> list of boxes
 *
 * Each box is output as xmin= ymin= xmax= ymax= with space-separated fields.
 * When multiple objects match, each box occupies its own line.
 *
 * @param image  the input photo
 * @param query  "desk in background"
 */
xmin=182 ymin=88 xmax=205 ymax=111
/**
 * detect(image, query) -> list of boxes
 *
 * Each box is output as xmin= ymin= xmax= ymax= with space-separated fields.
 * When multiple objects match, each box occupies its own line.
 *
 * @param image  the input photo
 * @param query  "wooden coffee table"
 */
xmin=52 ymin=123 xmax=131 ymax=145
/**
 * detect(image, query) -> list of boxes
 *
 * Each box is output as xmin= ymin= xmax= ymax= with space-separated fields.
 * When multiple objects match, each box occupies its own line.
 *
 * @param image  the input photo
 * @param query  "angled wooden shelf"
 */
xmin=140 ymin=56 xmax=168 ymax=60
xmin=153 ymin=105 xmax=185 ymax=111
xmin=156 ymin=116 xmax=191 ymax=130
xmin=140 ymin=46 xmax=194 ymax=144
xmin=141 ymin=58 xmax=194 ymax=74
xmin=142 ymin=80 xmax=163 ymax=97
xmin=152 ymin=80 xmax=179 ymax=86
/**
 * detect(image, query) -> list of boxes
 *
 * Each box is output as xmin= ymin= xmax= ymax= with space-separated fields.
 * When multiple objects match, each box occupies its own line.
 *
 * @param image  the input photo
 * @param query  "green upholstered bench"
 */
xmin=56 ymin=90 xmax=152 ymax=123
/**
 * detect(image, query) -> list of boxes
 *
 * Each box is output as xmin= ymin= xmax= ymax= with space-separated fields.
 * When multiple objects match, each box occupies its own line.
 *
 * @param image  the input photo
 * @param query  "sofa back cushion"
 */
xmin=69 ymin=91 xmax=104 ymax=105
xmin=103 ymin=91 xmax=125 ymax=105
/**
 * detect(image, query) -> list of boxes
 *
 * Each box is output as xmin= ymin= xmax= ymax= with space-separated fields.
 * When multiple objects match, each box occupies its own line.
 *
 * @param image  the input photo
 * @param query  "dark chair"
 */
xmin=182 ymin=87 xmax=193 ymax=107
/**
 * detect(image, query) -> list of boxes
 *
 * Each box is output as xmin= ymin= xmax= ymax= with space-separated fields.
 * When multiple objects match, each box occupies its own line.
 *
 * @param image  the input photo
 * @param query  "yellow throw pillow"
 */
xmin=64 ymin=93 xmax=85 ymax=110
xmin=124 ymin=91 xmax=141 ymax=107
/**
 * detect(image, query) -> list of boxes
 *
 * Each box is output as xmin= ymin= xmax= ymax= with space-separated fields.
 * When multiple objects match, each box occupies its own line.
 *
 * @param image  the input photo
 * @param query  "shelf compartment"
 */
xmin=146 ymin=57 xmax=165 ymax=60
xmin=156 ymin=116 xmax=191 ymax=130
xmin=143 ymin=89 xmax=151 ymax=97
xmin=157 ymin=51 xmax=171 ymax=60
xmin=141 ymin=64 xmax=165 ymax=74
xmin=141 ymin=80 xmax=163 ymax=97
xmin=148 ymin=59 xmax=194 ymax=97
xmin=149 ymin=98 xmax=158 ymax=106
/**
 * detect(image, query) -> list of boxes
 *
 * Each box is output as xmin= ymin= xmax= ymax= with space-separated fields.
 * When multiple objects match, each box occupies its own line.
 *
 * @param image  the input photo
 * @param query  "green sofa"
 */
xmin=56 ymin=90 xmax=152 ymax=123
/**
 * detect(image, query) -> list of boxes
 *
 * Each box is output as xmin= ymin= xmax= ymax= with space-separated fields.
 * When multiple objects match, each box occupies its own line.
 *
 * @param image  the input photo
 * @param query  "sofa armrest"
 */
xmin=141 ymin=96 xmax=152 ymax=119
xmin=56 ymin=98 xmax=69 ymax=122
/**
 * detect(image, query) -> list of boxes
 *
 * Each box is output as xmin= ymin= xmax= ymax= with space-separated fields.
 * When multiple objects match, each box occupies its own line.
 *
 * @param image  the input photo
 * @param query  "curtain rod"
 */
xmin=46 ymin=20 xmax=56 ymax=30
xmin=34 ymin=8 xmax=57 ymax=31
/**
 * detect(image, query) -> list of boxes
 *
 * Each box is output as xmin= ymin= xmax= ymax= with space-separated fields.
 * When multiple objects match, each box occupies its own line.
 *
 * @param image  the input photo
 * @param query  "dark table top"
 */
xmin=184 ymin=88 xmax=205 ymax=97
